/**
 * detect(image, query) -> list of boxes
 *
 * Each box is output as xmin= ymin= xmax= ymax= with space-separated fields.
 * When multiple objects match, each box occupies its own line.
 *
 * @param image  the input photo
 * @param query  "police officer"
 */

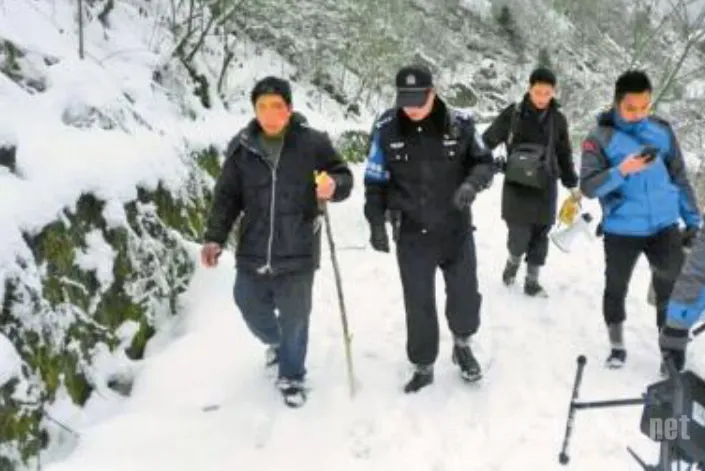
xmin=363 ymin=65 xmax=495 ymax=393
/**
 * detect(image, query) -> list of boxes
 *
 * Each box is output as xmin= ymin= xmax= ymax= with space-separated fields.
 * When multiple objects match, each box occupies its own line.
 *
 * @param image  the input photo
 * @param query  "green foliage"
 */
xmin=0 ymin=377 xmax=46 ymax=465
xmin=336 ymin=130 xmax=369 ymax=163
xmin=195 ymin=146 xmax=222 ymax=179
xmin=126 ymin=318 xmax=155 ymax=360
xmin=2 ymin=181 xmax=200 ymax=466
xmin=446 ymin=83 xmax=479 ymax=108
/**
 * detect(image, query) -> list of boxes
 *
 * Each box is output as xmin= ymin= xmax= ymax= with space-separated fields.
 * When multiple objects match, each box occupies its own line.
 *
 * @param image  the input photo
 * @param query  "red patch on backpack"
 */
xmin=582 ymin=140 xmax=598 ymax=153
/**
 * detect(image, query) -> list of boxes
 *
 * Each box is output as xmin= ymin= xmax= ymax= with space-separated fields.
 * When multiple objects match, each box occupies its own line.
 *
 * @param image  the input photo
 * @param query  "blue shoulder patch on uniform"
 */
xmin=364 ymin=111 xmax=393 ymax=183
xmin=374 ymin=109 xmax=395 ymax=130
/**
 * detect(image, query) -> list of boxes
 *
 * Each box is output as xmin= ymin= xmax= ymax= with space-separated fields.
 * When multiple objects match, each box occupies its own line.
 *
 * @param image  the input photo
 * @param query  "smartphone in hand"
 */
xmin=639 ymin=145 xmax=659 ymax=163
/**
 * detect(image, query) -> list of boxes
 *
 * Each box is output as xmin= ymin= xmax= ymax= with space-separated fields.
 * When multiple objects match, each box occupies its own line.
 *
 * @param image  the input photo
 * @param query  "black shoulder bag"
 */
xmin=504 ymin=105 xmax=555 ymax=189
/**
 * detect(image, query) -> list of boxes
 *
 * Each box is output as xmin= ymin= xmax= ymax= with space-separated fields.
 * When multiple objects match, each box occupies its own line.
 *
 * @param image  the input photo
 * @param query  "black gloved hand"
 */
xmin=659 ymin=325 xmax=689 ymax=372
xmin=369 ymin=224 xmax=390 ymax=253
xmin=453 ymin=182 xmax=478 ymax=209
xmin=682 ymin=226 xmax=699 ymax=248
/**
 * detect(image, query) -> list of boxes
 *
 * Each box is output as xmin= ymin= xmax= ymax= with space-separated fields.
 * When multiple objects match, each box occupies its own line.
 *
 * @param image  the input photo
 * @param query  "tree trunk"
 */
xmin=78 ymin=0 xmax=84 ymax=59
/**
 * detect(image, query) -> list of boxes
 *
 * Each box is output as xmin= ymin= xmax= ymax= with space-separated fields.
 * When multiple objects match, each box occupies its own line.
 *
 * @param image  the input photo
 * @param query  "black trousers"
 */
xmin=506 ymin=222 xmax=552 ymax=266
xmin=603 ymin=225 xmax=684 ymax=328
xmin=396 ymin=229 xmax=482 ymax=366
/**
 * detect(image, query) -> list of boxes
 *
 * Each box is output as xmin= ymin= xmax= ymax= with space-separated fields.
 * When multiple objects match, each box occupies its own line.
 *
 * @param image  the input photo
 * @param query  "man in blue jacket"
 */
xmin=660 ymin=227 xmax=705 ymax=373
xmin=580 ymin=70 xmax=701 ymax=369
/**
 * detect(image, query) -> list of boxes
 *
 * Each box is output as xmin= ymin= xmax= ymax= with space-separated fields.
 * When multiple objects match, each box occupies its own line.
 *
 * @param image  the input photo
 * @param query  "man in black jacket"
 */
xmin=482 ymin=67 xmax=580 ymax=297
xmin=364 ymin=64 xmax=495 ymax=393
xmin=201 ymin=77 xmax=353 ymax=407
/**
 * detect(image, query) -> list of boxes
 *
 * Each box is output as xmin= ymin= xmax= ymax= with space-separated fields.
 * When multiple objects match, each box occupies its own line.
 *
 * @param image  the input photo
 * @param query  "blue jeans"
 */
xmin=234 ymin=269 xmax=314 ymax=380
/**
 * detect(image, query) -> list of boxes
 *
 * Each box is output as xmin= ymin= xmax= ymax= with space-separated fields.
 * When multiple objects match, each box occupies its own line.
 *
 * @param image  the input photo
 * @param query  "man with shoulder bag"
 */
xmin=482 ymin=67 xmax=581 ymax=297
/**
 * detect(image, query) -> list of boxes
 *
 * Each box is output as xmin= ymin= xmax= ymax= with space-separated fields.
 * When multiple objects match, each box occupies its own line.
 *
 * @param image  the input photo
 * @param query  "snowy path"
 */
xmin=46 ymin=167 xmax=692 ymax=470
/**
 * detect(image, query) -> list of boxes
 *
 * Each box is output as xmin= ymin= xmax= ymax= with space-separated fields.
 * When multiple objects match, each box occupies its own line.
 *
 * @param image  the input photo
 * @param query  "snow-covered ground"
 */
xmin=41 ymin=165 xmax=705 ymax=471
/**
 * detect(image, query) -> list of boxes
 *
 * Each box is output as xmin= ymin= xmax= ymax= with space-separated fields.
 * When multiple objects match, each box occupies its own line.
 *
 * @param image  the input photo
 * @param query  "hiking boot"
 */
xmin=452 ymin=343 xmax=482 ymax=382
xmin=276 ymin=377 xmax=306 ymax=408
xmin=524 ymin=279 xmax=548 ymax=297
xmin=605 ymin=348 xmax=627 ymax=368
xmin=403 ymin=365 xmax=434 ymax=393
xmin=660 ymin=351 xmax=685 ymax=376
xmin=502 ymin=260 xmax=519 ymax=285
xmin=605 ymin=322 xmax=626 ymax=368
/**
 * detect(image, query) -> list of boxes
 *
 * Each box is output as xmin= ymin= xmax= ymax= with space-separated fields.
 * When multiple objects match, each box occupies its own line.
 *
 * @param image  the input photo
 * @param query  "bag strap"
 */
xmin=506 ymin=102 xmax=521 ymax=149
xmin=546 ymin=111 xmax=556 ymax=163
xmin=538 ymin=110 xmax=561 ymax=178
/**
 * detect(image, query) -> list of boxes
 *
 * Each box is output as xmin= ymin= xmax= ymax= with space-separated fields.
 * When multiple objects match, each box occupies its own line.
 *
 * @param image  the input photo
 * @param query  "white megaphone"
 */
xmin=550 ymin=213 xmax=595 ymax=253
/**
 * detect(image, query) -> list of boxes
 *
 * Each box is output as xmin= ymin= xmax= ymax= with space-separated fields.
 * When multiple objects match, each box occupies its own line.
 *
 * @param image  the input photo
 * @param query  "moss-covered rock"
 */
xmin=195 ymin=145 xmax=222 ymax=179
xmin=0 ymin=376 xmax=45 ymax=465
xmin=126 ymin=318 xmax=156 ymax=360
xmin=140 ymin=173 xmax=214 ymax=243
xmin=0 ymin=169 xmax=204 ymax=467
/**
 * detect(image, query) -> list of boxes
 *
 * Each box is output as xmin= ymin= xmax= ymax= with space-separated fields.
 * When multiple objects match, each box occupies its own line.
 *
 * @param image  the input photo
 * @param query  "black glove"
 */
xmin=682 ymin=226 xmax=699 ymax=248
xmin=369 ymin=224 xmax=389 ymax=252
xmin=453 ymin=182 xmax=478 ymax=209
xmin=659 ymin=325 xmax=688 ymax=372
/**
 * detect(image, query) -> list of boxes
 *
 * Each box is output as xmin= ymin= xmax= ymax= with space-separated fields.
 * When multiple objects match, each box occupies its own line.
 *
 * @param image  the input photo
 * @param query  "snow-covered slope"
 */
xmin=0 ymin=0 xmax=376 ymax=467
xmin=43 ymin=165 xmax=705 ymax=470
xmin=0 ymin=0 xmax=369 ymax=261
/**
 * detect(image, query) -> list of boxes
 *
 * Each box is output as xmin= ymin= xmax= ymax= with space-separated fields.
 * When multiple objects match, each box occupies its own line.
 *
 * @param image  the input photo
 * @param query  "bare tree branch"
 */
xmin=184 ymin=0 xmax=246 ymax=62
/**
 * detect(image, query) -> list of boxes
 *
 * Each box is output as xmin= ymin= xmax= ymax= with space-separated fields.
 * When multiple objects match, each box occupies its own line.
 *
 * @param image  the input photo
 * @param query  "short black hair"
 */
xmin=529 ymin=67 xmax=556 ymax=87
xmin=614 ymin=70 xmax=652 ymax=102
xmin=251 ymin=76 xmax=292 ymax=106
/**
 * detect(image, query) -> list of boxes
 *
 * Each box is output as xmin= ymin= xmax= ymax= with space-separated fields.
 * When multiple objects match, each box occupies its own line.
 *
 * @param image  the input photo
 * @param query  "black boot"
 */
xmin=452 ymin=342 xmax=482 ymax=382
xmin=276 ymin=378 xmax=307 ymax=407
xmin=502 ymin=258 xmax=520 ymax=286
xmin=605 ymin=323 xmax=626 ymax=368
xmin=659 ymin=325 xmax=688 ymax=375
xmin=524 ymin=264 xmax=547 ymax=297
xmin=524 ymin=279 xmax=547 ymax=297
xmin=659 ymin=351 xmax=685 ymax=377
xmin=403 ymin=365 xmax=434 ymax=393
xmin=605 ymin=348 xmax=627 ymax=368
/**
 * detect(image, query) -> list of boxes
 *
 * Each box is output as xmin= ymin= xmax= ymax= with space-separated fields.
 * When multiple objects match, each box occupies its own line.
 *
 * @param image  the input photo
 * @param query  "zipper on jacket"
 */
xmin=241 ymin=138 xmax=284 ymax=275
xmin=260 ymin=167 xmax=278 ymax=274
